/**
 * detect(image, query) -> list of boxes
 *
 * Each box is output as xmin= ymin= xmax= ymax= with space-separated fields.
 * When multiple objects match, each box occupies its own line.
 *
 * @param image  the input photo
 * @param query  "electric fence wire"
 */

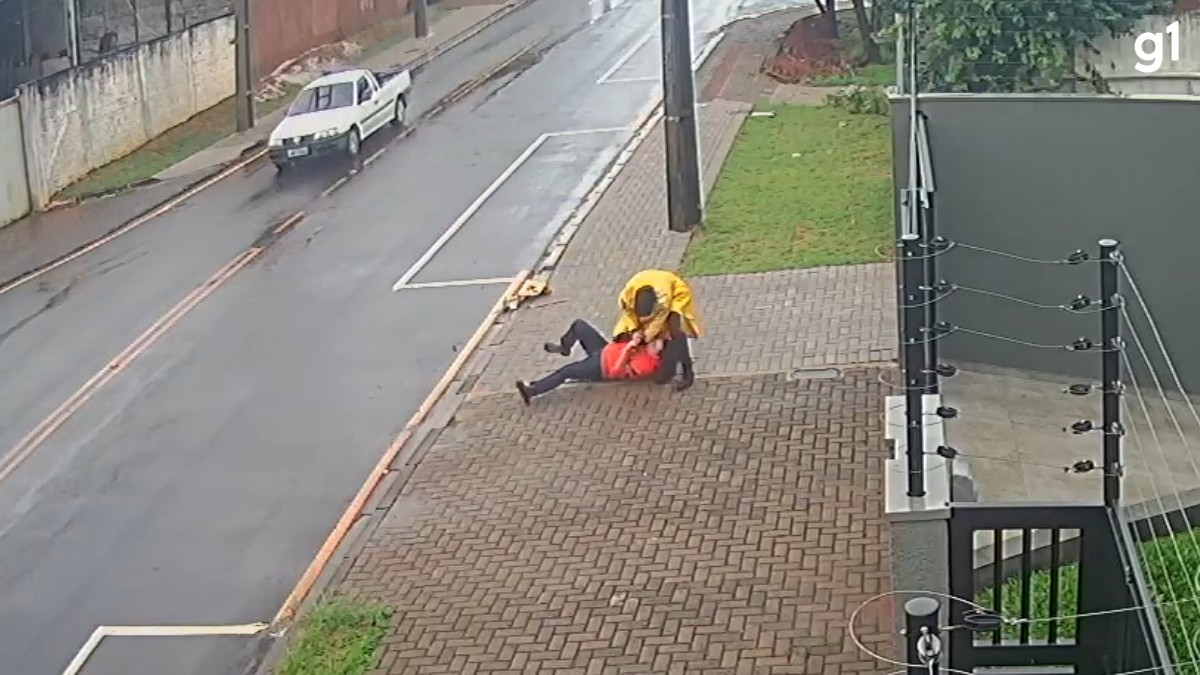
xmin=860 ymin=255 xmax=1200 ymax=672
xmin=1120 ymin=375 xmax=1200 ymax=671
xmin=897 ymin=282 xmax=1106 ymax=313
xmin=1116 ymin=257 xmax=1200 ymax=671
xmin=952 ymin=326 xmax=1119 ymax=351
xmin=847 ymin=588 xmax=1200 ymax=675
xmin=876 ymin=238 xmax=1106 ymax=266
xmin=952 ymin=241 xmax=1104 ymax=265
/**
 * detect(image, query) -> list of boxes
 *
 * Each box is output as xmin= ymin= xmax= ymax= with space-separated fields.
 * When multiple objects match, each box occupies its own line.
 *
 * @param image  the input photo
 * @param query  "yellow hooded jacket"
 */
xmin=613 ymin=269 xmax=703 ymax=341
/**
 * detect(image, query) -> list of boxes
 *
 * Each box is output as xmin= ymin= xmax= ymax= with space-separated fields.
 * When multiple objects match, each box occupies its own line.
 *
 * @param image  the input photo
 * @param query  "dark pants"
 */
xmin=529 ymin=320 xmax=607 ymax=395
xmin=655 ymin=311 xmax=694 ymax=384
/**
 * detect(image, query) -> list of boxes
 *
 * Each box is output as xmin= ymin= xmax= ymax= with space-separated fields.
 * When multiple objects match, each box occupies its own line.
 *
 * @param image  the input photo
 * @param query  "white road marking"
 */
xmin=395 ymin=277 xmax=514 ymax=290
xmin=605 ymin=76 xmax=658 ymax=83
xmin=546 ymin=126 xmax=631 ymax=137
xmin=391 ymin=135 xmax=548 ymax=290
xmin=391 ymin=128 xmax=626 ymax=291
xmin=61 ymin=623 xmax=268 ymax=675
xmin=596 ymin=33 xmax=654 ymax=84
xmin=391 ymin=29 xmax=726 ymax=293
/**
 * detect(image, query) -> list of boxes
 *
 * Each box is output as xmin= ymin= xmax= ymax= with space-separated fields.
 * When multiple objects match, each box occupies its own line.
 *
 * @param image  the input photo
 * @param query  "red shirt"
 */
xmin=600 ymin=341 xmax=661 ymax=380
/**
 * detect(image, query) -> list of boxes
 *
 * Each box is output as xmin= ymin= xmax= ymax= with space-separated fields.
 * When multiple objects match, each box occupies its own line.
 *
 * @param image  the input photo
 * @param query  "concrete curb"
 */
xmin=249 ymin=27 xmax=735 ymax=675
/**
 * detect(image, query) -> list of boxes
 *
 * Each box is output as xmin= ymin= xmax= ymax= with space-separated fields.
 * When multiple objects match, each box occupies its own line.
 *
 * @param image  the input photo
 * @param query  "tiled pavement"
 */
xmin=344 ymin=370 xmax=895 ymax=675
xmin=331 ymin=18 xmax=898 ymax=675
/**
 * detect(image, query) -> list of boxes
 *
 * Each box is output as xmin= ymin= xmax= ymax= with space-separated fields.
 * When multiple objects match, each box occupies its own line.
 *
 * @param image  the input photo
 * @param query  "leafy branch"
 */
xmin=909 ymin=0 xmax=1174 ymax=92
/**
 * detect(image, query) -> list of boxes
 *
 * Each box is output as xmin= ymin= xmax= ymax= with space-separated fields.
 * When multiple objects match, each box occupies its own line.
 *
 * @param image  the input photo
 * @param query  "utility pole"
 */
xmin=233 ymin=0 xmax=254 ymax=132
xmin=414 ymin=0 xmax=429 ymax=39
xmin=660 ymin=0 xmax=702 ymax=233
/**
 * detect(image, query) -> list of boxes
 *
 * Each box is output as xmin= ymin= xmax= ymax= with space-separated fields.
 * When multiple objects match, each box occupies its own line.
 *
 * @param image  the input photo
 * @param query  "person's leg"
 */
xmin=517 ymin=353 xmax=604 ymax=403
xmin=545 ymin=319 xmax=608 ymax=356
xmin=654 ymin=312 xmax=695 ymax=389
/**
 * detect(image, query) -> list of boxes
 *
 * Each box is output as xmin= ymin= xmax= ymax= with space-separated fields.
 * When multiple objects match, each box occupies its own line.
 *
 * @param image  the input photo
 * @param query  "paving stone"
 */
xmin=342 ymin=370 xmax=897 ymax=674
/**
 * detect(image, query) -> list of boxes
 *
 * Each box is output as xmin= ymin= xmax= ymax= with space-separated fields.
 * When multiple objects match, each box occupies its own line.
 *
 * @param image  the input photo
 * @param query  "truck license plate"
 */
xmin=287 ymin=147 xmax=309 ymax=158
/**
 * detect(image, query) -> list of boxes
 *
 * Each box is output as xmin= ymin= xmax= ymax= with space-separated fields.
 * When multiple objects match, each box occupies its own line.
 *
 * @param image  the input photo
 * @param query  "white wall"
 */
xmin=0 ymin=98 xmax=31 ymax=227
xmin=1084 ymin=12 xmax=1200 ymax=95
xmin=18 ymin=15 xmax=234 ymax=208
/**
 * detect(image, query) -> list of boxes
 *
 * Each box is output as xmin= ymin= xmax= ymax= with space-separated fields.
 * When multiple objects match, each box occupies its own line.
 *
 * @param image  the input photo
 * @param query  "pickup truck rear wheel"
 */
xmin=391 ymin=95 xmax=407 ymax=127
xmin=346 ymin=128 xmax=361 ymax=157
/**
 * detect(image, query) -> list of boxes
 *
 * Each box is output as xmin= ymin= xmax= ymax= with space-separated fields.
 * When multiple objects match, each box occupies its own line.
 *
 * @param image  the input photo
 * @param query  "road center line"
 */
xmin=596 ymin=32 xmax=654 ymax=84
xmin=0 ymin=151 xmax=266 ymax=298
xmin=0 ymin=247 xmax=262 ymax=487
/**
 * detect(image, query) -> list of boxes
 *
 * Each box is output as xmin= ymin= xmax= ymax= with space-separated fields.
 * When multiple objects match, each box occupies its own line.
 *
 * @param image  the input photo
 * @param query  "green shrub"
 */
xmin=822 ymin=85 xmax=889 ymax=116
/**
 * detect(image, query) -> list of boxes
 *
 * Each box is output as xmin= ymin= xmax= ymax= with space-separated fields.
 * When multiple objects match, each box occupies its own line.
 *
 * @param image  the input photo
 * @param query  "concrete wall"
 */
xmin=17 ymin=14 xmax=233 ymax=207
xmin=1083 ymin=12 xmax=1200 ymax=95
xmin=891 ymin=94 xmax=1200 ymax=393
xmin=0 ymin=98 xmax=31 ymax=227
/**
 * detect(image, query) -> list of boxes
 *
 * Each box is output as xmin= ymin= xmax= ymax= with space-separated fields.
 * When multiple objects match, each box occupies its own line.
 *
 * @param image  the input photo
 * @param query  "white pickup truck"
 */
xmin=268 ymin=67 xmax=412 ymax=170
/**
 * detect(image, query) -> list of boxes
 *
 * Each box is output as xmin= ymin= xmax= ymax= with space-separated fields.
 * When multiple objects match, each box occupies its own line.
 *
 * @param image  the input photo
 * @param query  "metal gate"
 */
xmin=947 ymin=503 xmax=1173 ymax=674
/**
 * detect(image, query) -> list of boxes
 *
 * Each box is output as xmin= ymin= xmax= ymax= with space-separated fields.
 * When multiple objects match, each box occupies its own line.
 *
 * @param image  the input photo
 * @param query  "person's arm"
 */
xmin=665 ymin=311 xmax=685 ymax=338
xmin=612 ymin=342 xmax=636 ymax=375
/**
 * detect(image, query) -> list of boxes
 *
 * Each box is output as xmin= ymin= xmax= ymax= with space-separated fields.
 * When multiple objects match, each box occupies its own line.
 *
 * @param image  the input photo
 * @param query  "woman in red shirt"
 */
xmin=516 ymin=319 xmax=663 ymax=404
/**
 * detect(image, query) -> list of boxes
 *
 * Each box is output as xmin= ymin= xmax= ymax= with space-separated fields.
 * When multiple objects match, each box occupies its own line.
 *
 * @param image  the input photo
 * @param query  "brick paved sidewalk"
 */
xmin=331 ymin=15 xmax=899 ymax=673
xmin=345 ymin=370 xmax=894 ymax=674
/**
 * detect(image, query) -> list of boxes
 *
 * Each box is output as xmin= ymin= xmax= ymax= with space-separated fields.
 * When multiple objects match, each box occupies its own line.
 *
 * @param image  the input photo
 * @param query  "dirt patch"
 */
xmin=765 ymin=12 xmax=847 ymax=83
xmin=697 ymin=7 xmax=817 ymax=103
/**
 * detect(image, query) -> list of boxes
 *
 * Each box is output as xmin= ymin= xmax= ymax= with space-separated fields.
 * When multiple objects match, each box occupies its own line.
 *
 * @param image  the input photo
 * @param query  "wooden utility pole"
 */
xmin=660 ymin=0 xmax=701 ymax=232
xmin=233 ymin=0 xmax=254 ymax=131
xmin=414 ymin=0 xmax=429 ymax=38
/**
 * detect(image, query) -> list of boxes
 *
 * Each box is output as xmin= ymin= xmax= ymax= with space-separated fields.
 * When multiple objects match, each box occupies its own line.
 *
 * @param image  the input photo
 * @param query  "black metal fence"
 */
xmin=76 ymin=0 xmax=231 ymax=61
xmin=892 ymin=99 xmax=1175 ymax=674
xmin=0 ymin=0 xmax=231 ymax=97
xmin=944 ymin=504 xmax=1172 ymax=674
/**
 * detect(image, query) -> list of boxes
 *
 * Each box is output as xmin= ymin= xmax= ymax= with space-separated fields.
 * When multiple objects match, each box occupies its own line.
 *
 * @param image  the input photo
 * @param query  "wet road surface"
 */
xmin=0 ymin=0 xmax=743 ymax=672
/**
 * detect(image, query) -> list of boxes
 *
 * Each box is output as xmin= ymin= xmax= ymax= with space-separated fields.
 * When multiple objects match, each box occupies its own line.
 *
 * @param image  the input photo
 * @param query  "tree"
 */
xmin=850 ymin=0 xmax=882 ymax=63
xmin=914 ymin=0 xmax=1174 ymax=92
xmin=814 ymin=0 xmax=839 ymax=38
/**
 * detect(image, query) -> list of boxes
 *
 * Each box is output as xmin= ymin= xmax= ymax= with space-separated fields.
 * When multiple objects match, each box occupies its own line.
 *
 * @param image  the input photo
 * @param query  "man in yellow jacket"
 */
xmin=613 ymin=269 xmax=702 ymax=390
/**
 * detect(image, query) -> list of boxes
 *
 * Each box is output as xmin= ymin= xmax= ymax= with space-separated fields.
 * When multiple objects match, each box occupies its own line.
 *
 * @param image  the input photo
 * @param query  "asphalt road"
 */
xmin=0 ymin=0 xmax=745 ymax=672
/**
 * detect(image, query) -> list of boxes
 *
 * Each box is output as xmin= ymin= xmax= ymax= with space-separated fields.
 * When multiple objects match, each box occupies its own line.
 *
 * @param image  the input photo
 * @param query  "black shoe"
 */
xmin=542 ymin=342 xmax=569 ymax=356
xmin=516 ymin=380 xmax=533 ymax=405
xmin=654 ymin=368 xmax=675 ymax=385
xmin=672 ymin=372 xmax=695 ymax=391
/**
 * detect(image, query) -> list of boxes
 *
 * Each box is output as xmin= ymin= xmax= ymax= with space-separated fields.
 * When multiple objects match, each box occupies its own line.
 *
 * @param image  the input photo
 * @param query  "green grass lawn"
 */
xmin=276 ymin=597 xmax=393 ymax=675
xmin=681 ymin=103 xmax=893 ymax=276
xmin=976 ymin=528 xmax=1200 ymax=674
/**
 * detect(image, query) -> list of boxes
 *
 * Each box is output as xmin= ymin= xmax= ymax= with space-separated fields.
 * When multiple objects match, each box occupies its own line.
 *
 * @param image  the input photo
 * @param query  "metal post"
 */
xmin=905 ymin=597 xmax=941 ymax=674
xmin=901 ymin=233 xmax=927 ymax=497
xmin=414 ymin=0 xmax=429 ymax=39
xmin=662 ymin=0 xmax=702 ymax=233
xmin=165 ymin=0 xmax=172 ymax=34
xmin=65 ymin=0 xmax=82 ymax=66
xmin=132 ymin=0 xmax=140 ymax=44
xmin=1099 ymin=238 xmax=1121 ymax=506
xmin=233 ymin=0 xmax=254 ymax=132
xmin=918 ymin=164 xmax=937 ymax=392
